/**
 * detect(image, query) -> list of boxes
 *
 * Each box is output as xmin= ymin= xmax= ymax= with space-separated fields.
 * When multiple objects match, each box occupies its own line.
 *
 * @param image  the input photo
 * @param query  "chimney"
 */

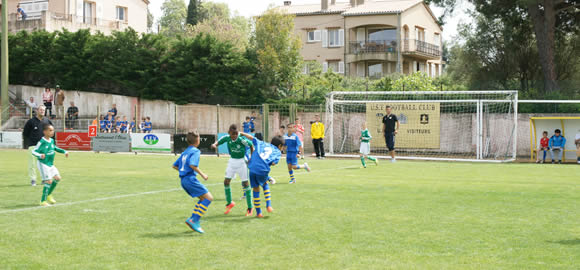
xmin=357 ymin=0 xmax=365 ymax=5
xmin=321 ymin=0 xmax=328 ymax=10
xmin=350 ymin=0 xmax=356 ymax=7
xmin=284 ymin=1 xmax=291 ymax=6
xmin=331 ymin=0 xmax=336 ymax=4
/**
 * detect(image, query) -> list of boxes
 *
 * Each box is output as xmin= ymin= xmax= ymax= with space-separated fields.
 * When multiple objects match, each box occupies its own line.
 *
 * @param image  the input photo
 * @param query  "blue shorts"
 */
xmin=385 ymin=132 xmax=395 ymax=151
xmin=181 ymin=177 xmax=209 ymax=198
xmin=250 ymin=173 xmax=269 ymax=188
xmin=286 ymin=153 xmax=298 ymax=165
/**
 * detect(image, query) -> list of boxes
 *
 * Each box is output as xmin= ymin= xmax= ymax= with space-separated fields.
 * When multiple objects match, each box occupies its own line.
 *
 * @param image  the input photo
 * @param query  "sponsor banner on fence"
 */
xmin=131 ymin=133 xmax=171 ymax=152
xmin=92 ymin=133 xmax=131 ymax=152
xmin=174 ymin=134 xmax=216 ymax=154
xmin=366 ymin=103 xmax=441 ymax=149
xmin=56 ymin=132 xmax=92 ymax=151
xmin=0 ymin=132 xmax=23 ymax=148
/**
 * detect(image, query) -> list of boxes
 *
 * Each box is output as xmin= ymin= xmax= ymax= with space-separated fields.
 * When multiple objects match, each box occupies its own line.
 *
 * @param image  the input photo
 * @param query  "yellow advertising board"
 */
xmin=366 ymin=103 xmax=440 ymax=149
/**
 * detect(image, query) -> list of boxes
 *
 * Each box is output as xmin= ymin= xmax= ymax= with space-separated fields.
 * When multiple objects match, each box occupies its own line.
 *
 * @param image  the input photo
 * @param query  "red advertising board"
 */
xmin=56 ymin=132 xmax=91 ymax=151
xmin=88 ymin=125 xmax=97 ymax=137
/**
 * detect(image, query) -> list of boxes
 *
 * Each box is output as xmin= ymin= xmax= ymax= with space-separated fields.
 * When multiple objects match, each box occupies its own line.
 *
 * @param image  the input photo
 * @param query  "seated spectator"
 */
xmin=66 ymin=101 xmax=79 ymax=130
xmin=115 ymin=116 xmax=122 ymax=133
xmin=105 ymin=115 xmax=114 ymax=133
xmin=120 ymin=116 xmax=128 ymax=133
xmin=99 ymin=115 xmax=107 ymax=133
xmin=243 ymin=116 xmax=252 ymax=133
xmin=91 ymin=116 xmax=98 ymax=127
xmin=129 ymin=118 xmax=136 ymax=134
xmin=535 ymin=131 xmax=549 ymax=163
xmin=575 ymin=129 xmax=580 ymax=164
xmin=549 ymin=129 xmax=566 ymax=164
xmin=139 ymin=117 xmax=146 ymax=133
xmin=24 ymin=97 xmax=37 ymax=118
xmin=144 ymin=117 xmax=152 ymax=133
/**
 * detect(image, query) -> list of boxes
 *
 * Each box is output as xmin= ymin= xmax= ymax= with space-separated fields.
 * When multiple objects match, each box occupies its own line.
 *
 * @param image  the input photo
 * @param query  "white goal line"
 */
xmin=332 ymin=99 xmax=515 ymax=104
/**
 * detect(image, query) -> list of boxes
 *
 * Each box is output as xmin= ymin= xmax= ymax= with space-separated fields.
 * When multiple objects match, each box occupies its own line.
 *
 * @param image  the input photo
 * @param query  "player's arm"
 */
xmin=212 ymin=135 xmax=228 ymax=148
xmin=172 ymin=158 xmax=179 ymax=171
xmin=54 ymin=146 xmax=69 ymax=158
xmin=395 ymin=119 xmax=400 ymax=135
xmin=188 ymin=151 xmax=208 ymax=180
xmin=239 ymin=132 xmax=254 ymax=141
xmin=244 ymin=137 xmax=255 ymax=154
xmin=191 ymin=165 xmax=208 ymax=180
xmin=31 ymin=141 xmax=45 ymax=159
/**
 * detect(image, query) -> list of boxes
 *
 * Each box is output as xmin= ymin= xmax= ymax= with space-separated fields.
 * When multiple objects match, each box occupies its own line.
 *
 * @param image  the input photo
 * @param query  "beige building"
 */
xmin=279 ymin=0 xmax=444 ymax=79
xmin=0 ymin=0 xmax=149 ymax=34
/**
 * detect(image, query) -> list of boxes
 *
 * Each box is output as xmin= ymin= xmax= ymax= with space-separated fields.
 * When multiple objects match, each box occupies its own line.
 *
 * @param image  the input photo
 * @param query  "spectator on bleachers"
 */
xmin=105 ymin=114 xmax=114 ymax=133
xmin=535 ymin=131 xmax=549 ymax=163
xmin=99 ymin=115 xmax=107 ymax=133
xmin=243 ymin=116 xmax=252 ymax=133
xmin=55 ymin=86 xmax=65 ymax=119
xmin=42 ymin=87 xmax=53 ymax=117
xmin=25 ymin=97 xmax=37 ymax=118
xmin=92 ymin=116 xmax=98 ymax=127
xmin=66 ymin=101 xmax=78 ymax=129
xmin=108 ymin=104 xmax=118 ymax=118
xmin=115 ymin=116 xmax=122 ymax=133
xmin=139 ymin=117 xmax=146 ymax=133
xmin=129 ymin=118 xmax=136 ymax=133
xmin=144 ymin=117 xmax=152 ymax=133
xmin=120 ymin=116 xmax=128 ymax=133
xmin=549 ymin=129 xmax=566 ymax=164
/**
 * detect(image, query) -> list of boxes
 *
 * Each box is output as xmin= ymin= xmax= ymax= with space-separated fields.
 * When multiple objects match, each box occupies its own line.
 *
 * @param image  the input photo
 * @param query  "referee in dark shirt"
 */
xmin=382 ymin=106 xmax=399 ymax=162
xmin=22 ymin=105 xmax=53 ymax=186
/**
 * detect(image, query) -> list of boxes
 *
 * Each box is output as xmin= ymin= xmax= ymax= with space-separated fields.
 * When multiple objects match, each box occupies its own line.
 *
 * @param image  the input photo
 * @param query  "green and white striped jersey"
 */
xmin=360 ymin=129 xmax=372 ymax=143
xmin=32 ymin=137 xmax=67 ymax=166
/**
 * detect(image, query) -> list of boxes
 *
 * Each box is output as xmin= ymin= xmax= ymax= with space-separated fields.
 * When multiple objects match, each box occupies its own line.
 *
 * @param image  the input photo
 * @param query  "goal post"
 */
xmin=325 ymin=91 xmax=519 ymax=162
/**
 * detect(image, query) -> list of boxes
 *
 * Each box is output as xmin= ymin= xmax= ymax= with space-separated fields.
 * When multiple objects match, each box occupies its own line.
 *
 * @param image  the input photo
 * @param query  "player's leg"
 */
xmin=262 ymin=182 xmax=273 ymax=213
xmin=576 ymin=144 xmax=580 ymax=164
xmin=223 ymin=159 xmax=236 ymax=214
xmin=185 ymin=192 xmax=213 ymax=234
xmin=360 ymin=153 xmax=366 ymax=168
xmin=46 ymin=172 xmax=61 ymax=204
xmin=250 ymin=173 xmax=263 ymax=217
xmin=287 ymin=161 xmax=296 ymax=184
xmin=238 ymin=164 xmax=253 ymax=216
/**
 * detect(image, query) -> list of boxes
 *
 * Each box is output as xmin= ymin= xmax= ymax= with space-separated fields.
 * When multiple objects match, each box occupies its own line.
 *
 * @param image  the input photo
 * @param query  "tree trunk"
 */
xmin=528 ymin=0 xmax=559 ymax=93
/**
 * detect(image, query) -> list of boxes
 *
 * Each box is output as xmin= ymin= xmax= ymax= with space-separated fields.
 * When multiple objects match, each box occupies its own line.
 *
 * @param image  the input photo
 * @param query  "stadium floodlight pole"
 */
xmin=1 ymin=0 xmax=9 ymax=128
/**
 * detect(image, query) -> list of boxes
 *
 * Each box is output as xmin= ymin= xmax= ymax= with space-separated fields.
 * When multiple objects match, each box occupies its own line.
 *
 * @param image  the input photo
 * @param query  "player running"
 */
xmin=32 ymin=124 xmax=69 ymax=206
xmin=211 ymin=124 xmax=255 ymax=216
xmin=173 ymin=131 xmax=213 ymax=234
xmin=359 ymin=122 xmax=378 ymax=168
xmin=284 ymin=124 xmax=310 ymax=184
xmin=239 ymin=132 xmax=283 ymax=218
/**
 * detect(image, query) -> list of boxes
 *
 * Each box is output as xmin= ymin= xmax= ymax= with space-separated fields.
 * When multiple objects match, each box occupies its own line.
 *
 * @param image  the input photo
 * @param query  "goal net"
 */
xmin=325 ymin=91 xmax=518 ymax=162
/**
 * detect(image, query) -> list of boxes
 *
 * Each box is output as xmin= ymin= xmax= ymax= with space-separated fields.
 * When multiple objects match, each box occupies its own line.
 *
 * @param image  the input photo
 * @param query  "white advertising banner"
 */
xmin=130 ymin=133 xmax=171 ymax=152
xmin=0 ymin=132 xmax=23 ymax=148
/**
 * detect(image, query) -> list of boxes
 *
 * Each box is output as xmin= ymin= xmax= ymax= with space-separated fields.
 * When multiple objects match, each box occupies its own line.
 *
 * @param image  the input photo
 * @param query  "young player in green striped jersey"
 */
xmin=211 ymin=124 xmax=255 ymax=217
xmin=32 ymin=124 xmax=69 ymax=206
xmin=360 ymin=122 xmax=378 ymax=168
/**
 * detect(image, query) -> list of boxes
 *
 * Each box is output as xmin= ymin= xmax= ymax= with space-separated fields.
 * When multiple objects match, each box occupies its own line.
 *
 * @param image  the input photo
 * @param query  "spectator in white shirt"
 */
xmin=24 ymin=97 xmax=37 ymax=117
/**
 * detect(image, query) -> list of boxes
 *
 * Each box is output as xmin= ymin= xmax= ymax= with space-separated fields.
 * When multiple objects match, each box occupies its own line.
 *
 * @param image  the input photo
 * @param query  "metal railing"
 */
xmin=349 ymin=40 xmax=398 ymax=54
xmin=6 ymin=11 xmax=129 ymax=33
xmin=403 ymin=39 xmax=441 ymax=57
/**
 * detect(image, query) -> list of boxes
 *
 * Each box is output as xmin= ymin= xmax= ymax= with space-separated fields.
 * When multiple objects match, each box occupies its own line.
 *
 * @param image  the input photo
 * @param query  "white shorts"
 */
xmin=360 ymin=142 xmax=370 ymax=155
xmin=225 ymin=158 xmax=248 ymax=181
xmin=37 ymin=163 xmax=60 ymax=181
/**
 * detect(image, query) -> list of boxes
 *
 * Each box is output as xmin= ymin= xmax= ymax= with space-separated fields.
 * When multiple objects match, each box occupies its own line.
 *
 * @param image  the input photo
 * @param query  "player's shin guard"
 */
xmin=191 ymin=199 xmax=212 ymax=222
xmin=262 ymin=184 xmax=272 ymax=208
xmin=48 ymin=180 xmax=59 ymax=195
xmin=253 ymin=191 xmax=261 ymax=215
xmin=41 ymin=182 xmax=50 ymax=202
xmin=224 ymin=185 xmax=232 ymax=205
xmin=367 ymin=156 xmax=377 ymax=162
xmin=360 ymin=156 xmax=366 ymax=167
xmin=289 ymin=170 xmax=295 ymax=182
xmin=244 ymin=185 xmax=252 ymax=209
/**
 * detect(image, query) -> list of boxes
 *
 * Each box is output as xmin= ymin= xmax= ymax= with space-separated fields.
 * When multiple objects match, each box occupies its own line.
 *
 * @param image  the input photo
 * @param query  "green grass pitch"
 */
xmin=0 ymin=149 xmax=579 ymax=269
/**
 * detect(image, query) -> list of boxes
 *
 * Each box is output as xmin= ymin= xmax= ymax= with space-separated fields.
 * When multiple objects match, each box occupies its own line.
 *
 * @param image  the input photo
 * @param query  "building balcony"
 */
xmin=403 ymin=39 xmax=441 ymax=60
xmin=346 ymin=40 xmax=398 ymax=63
xmin=6 ymin=11 xmax=130 ymax=35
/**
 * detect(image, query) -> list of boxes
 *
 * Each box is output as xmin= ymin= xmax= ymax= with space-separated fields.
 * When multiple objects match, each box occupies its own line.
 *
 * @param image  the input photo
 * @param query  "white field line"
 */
xmin=0 ymin=165 xmax=360 ymax=214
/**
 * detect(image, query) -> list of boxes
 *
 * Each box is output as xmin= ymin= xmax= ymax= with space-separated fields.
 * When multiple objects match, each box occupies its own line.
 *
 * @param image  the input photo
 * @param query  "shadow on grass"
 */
xmin=141 ymin=231 xmax=199 ymax=239
xmin=0 ymin=184 xmax=33 ymax=188
xmin=547 ymin=239 xmax=580 ymax=246
xmin=203 ymin=214 xmax=269 ymax=222
xmin=1 ymin=203 xmax=39 ymax=210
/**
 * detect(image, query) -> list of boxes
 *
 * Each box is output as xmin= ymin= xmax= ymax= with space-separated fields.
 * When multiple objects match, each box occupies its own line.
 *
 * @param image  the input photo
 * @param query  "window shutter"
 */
xmin=314 ymin=30 xmax=321 ymax=41
xmin=76 ymin=0 xmax=84 ymax=16
xmin=322 ymin=62 xmax=328 ymax=73
xmin=338 ymin=29 xmax=344 ymax=46
xmin=338 ymin=61 xmax=345 ymax=74
xmin=322 ymin=30 xmax=328 ymax=48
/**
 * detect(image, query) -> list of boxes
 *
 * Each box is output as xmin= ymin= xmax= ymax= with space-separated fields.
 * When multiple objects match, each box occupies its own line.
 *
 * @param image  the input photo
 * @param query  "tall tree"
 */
xmin=253 ymin=9 xmax=302 ymax=99
xmin=186 ymin=0 xmax=201 ymax=26
xmin=159 ymin=0 xmax=187 ymax=36
xmin=147 ymin=7 xmax=154 ymax=32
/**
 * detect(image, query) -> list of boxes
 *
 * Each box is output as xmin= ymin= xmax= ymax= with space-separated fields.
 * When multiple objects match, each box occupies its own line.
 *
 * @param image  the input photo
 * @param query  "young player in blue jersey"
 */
xmin=172 ymin=131 xmax=212 ymax=234
xmin=239 ymin=132 xmax=283 ymax=218
xmin=99 ymin=115 xmax=107 ymax=133
xmin=284 ymin=124 xmax=311 ymax=184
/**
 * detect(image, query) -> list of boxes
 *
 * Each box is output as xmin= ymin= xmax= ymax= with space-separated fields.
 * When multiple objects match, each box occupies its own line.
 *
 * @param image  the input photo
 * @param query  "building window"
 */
xmin=327 ymin=29 xmax=343 ymax=47
xmin=434 ymin=33 xmax=440 ymax=46
xmin=116 ymin=6 xmax=127 ymax=22
xmin=368 ymin=62 xmax=383 ymax=79
xmin=367 ymin=28 xmax=396 ymax=41
xmin=83 ymin=1 xmax=93 ymax=24
xmin=307 ymin=30 xmax=321 ymax=42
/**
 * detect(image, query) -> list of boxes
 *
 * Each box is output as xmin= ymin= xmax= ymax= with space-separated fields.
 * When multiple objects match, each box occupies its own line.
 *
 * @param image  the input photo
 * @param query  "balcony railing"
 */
xmin=6 ymin=11 xmax=130 ymax=34
xmin=349 ymin=40 xmax=398 ymax=54
xmin=403 ymin=39 xmax=441 ymax=57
